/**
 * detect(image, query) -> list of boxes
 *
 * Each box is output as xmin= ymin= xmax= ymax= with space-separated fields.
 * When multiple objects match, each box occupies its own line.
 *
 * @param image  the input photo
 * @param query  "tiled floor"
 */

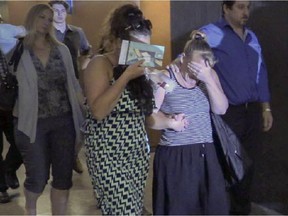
xmin=0 ymin=145 xmax=282 ymax=215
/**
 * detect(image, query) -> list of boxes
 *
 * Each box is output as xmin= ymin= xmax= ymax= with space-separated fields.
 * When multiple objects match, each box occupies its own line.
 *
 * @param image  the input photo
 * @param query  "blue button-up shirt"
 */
xmin=200 ymin=18 xmax=270 ymax=105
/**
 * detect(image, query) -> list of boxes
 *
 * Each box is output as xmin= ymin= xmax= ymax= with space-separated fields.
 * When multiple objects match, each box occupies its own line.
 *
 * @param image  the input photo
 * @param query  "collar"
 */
xmin=54 ymin=24 xmax=74 ymax=33
xmin=218 ymin=18 xmax=230 ymax=28
xmin=218 ymin=18 xmax=250 ymax=38
xmin=66 ymin=24 xmax=74 ymax=32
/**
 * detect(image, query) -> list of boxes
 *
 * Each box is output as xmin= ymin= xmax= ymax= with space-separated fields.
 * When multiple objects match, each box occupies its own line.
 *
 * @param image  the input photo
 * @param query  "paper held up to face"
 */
xmin=118 ymin=40 xmax=165 ymax=67
xmin=144 ymin=68 xmax=176 ymax=93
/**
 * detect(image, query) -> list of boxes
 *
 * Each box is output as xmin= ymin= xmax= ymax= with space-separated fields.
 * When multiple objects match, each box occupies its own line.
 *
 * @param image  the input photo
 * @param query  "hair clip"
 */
xmin=194 ymin=33 xmax=204 ymax=40
xmin=124 ymin=19 xmax=152 ymax=31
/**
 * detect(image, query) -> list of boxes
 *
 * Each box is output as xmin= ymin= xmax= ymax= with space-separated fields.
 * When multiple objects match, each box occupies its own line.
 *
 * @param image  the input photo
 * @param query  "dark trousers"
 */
xmin=14 ymin=115 xmax=76 ymax=193
xmin=0 ymin=110 xmax=22 ymax=192
xmin=221 ymin=102 xmax=262 ymax=214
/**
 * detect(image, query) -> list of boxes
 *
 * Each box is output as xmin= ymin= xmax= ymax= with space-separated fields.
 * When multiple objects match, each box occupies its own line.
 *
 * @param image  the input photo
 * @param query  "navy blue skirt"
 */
xmin=153 ymin=143 xmax=229 ymax=215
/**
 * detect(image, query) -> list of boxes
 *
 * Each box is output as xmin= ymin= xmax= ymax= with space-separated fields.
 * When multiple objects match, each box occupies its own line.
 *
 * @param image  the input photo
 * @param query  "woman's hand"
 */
xmin=188 ymin=61 xmax=213 ymax=84
xmin=166 ymin=53 xmax=184 ymax=74
xmin=123 ymin=60 xmax=146 ymax=81
xmin=168 ymin=113 xmax=189 ymax=132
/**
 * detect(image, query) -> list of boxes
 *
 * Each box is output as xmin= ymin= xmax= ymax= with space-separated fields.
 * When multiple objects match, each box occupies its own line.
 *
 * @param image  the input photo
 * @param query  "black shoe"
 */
xmin=5 ymin=172 xmax=19 ymax=189
xmin=0 ymin=191 xmax=10 ymax=203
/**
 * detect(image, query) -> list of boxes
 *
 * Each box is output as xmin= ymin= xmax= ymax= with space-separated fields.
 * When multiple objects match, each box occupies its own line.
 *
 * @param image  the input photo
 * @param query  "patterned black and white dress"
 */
xmin=82 ymin=82 xmax=150 ymax=215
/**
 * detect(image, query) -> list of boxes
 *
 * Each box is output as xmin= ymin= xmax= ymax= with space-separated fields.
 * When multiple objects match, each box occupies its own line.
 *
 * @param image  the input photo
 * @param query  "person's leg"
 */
xmin=221 ymin=103 xmax=262 ymax=214
xmin=49 ymin=115 xmax=75 ymax=215
xmin=3 ymin=111 xmax=22 ymax=189
xmin=73 ymin=141 xmax=83 ymax=174
xmin=204 ymin=143 xmax=229 ymax=215
xmin=0 ymin=111 xmax=10 ymax=203
xmin=24 ymin=188 xmax=41 ymax=215
xmin=50 ymin=188 xmax=69 ymax=215
xmin=0 ymin=129 xmax=7 ymax=192
xmin=14 ymin=119 xmax=50 ymax=215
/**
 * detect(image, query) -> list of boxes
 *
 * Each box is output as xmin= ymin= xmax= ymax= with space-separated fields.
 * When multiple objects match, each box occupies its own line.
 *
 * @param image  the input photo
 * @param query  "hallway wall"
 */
xmin=5 ymin=1 xmax=171 ymax=65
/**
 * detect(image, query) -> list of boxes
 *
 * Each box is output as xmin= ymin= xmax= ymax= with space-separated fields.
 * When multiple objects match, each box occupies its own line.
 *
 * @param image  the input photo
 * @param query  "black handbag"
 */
xmin=211 ymin=112 xmax=252 ymax=186
xmin=0 ymin=38 xmax=24 ymax=111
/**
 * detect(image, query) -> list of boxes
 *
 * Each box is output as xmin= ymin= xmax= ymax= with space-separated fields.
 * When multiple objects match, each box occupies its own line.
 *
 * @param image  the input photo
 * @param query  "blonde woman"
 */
xmin=12 ymin=4 xmax=83 ymax=215
xmin=147 ymin=31 xmax=229 ymax=215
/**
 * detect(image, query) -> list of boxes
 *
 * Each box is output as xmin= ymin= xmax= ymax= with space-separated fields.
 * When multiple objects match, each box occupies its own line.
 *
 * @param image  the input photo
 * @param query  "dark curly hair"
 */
xmin=113 ymin=65 xmax=154 ymax=115
xmin=98 ymin=4 xmax=154 ymax=115
xmin=97 ymin=4 xmax=152 ymax=54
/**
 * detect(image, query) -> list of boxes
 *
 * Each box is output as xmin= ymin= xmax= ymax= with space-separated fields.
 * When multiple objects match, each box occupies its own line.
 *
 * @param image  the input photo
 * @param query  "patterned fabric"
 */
xmin=83 ymin=85 xmax=150 ymax=215
xmin=30 ymin=47 xmax=71 ymax=119
xmin=159 ymin=70 xmax=213 ymax=146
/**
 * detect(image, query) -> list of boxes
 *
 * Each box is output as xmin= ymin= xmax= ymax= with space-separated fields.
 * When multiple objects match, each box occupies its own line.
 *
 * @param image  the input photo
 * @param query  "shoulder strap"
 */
xmin=102 ymin=54 xmax=115 ymax=67
xmin=8 ymin=37 xmax=24 ymax=72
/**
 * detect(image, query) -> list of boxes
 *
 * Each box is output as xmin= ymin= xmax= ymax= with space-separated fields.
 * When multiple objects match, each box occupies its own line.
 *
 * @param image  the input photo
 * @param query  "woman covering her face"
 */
xmin=147 ymin=31 xmax=230 ymax=215
xmin=82 ymin=4 xmax=154 ymax=215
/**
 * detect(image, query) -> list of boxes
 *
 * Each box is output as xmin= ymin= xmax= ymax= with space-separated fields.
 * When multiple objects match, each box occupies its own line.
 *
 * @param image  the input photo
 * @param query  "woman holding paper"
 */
xmin=82 ymin=4 xmax=177 ymax=215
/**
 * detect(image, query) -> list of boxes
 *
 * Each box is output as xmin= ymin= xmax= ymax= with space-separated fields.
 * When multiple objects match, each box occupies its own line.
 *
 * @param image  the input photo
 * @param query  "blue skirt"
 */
xmin=153 ymin=143 xmax=229 ymax=215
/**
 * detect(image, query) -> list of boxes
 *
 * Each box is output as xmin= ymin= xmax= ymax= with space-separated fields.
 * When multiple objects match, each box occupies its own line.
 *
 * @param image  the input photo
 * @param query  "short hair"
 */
xmin=222 ymin=1 xmax=236 ymax=17
xmin=48 ymin=0 xmax=69 ymax=11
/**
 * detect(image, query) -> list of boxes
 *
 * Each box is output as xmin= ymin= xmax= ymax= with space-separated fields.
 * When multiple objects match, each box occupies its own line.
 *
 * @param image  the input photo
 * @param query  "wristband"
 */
xmin=263 ymin=108 xmax=272 ymax=112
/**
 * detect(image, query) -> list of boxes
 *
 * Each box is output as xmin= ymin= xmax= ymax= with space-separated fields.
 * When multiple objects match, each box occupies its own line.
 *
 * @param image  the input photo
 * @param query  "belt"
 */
xmin=229 ymin=102 xmax=259 ymax=109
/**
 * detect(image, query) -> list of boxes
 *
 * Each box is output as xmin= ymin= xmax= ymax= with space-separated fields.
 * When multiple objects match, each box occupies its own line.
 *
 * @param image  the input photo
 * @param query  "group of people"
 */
xmin=0 ymin=0 xmax=273 ymax=215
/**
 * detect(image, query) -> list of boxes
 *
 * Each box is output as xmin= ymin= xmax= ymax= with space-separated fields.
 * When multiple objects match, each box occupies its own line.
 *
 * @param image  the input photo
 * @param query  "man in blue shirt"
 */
xmin=49 ymin=0 xmax=92 ymax=174
xmin=200 ymin=1 xmax=273 ymax=214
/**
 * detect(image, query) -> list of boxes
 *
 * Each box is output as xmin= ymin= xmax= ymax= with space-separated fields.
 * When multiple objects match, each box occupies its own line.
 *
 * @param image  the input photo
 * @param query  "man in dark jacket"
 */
xmin=49 ymin=0 xmax=92 ymax=174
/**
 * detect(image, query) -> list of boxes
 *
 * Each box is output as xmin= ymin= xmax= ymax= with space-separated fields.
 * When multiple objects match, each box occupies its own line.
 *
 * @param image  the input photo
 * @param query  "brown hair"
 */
xmin=48 ymin=0 xmax=69 ymax=11
xmin=97 ymin=4 xmax=152 ymax=54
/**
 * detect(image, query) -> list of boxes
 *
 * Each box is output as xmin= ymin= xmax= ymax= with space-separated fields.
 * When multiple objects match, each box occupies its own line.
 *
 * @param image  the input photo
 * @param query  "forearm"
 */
xmin=146 ymin=112 xmax=173 ymax=130
xmin=206 ymin=81 xmax=228 ymax=115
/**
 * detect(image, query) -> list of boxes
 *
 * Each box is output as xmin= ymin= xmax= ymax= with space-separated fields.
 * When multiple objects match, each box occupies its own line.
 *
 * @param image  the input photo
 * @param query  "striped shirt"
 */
xmin=159 ymin=70 xmax=213 ymax=146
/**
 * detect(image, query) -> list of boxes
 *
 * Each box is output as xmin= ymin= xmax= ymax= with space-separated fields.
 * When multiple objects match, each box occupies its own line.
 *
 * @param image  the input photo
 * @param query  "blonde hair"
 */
xmin=23 ymin=4 xmax=60 ymax=49
xmin=183 ymin=30 xmax=216 ymax=67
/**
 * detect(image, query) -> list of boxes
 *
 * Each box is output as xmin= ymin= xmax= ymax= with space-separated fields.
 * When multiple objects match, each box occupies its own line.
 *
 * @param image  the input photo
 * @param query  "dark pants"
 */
xmin=221 ymin=102 xmax=262 ymax=215
xmin=14 ymin=115 xmax=76 ymax=193
xmin=0 ymin=110 xmax=22 ymax=192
